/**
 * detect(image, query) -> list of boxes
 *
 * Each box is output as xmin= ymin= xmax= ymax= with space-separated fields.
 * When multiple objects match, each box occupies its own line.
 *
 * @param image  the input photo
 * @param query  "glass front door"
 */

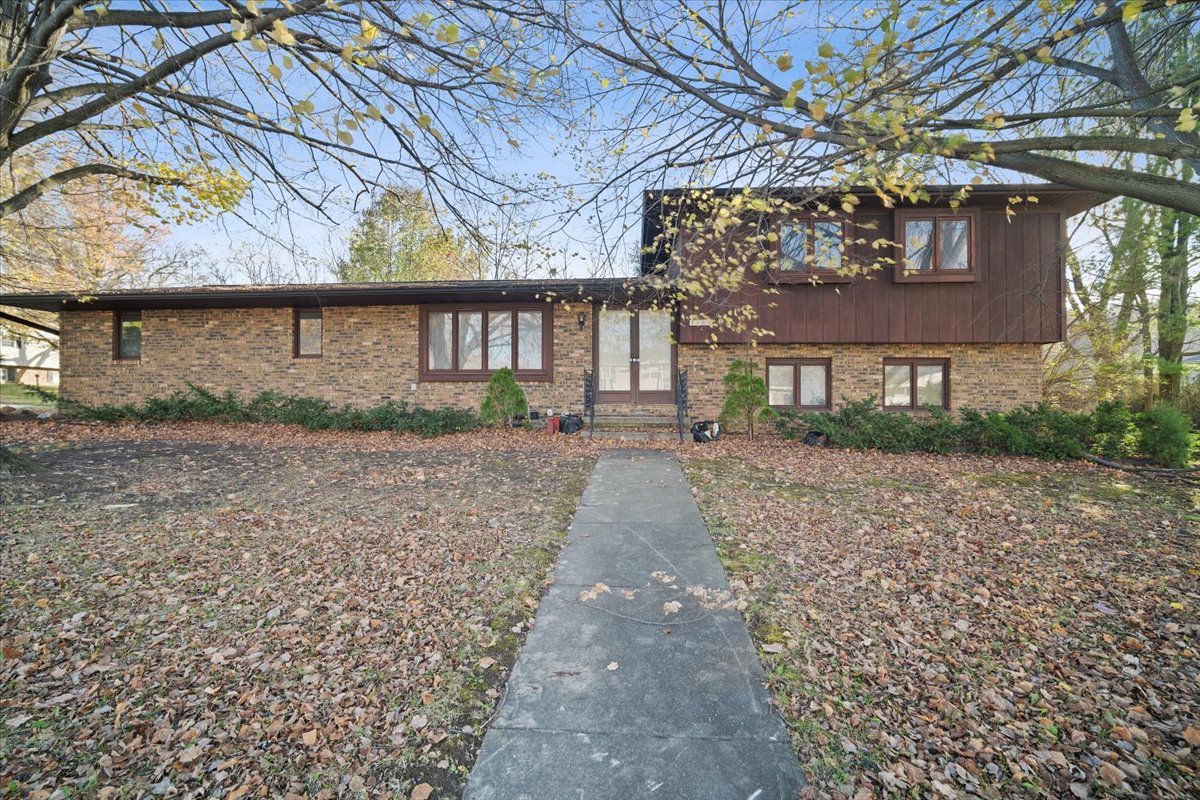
xmin=596 ymin=307 xmax=674 ymax=403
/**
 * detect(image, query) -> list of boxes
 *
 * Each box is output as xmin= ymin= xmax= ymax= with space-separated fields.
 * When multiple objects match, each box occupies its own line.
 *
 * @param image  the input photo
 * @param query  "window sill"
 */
xmin=113 ymin=357 xmax=141 ymax=362
xmin=420 ymin=369 xmax=552 ymax=383
xmin=293 ymin=354 xmax=323 ymax=360
xmin=892 ymin=270 xmax=977 ymax=283
xmin=770 ymin=404 xmax=832 ymax=412
xmin=767 ymin=271 xmax=853 ymax=285
xmin=882 ymin=406 xmax=949 ymax=413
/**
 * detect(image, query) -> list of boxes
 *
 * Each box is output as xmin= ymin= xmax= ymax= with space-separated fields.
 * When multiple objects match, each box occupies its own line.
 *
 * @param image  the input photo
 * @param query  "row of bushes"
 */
xmin=775 ymin=398 xmax=1194 ymax=468
xmin=66 ymin=384 xmax=479 ymax=437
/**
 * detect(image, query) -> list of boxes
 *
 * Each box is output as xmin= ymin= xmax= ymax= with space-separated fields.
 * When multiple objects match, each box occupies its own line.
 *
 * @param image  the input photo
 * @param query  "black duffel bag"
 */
xmin=558 ymin=413 xmax=584 ymax=434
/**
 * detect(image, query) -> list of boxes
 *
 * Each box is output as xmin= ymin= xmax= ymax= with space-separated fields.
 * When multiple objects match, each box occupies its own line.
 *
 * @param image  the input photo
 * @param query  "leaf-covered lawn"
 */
xmin=1 ymin=423 xmax=593 ymax=799
xmin=684 ymin=444 xmax=1200 ymax=799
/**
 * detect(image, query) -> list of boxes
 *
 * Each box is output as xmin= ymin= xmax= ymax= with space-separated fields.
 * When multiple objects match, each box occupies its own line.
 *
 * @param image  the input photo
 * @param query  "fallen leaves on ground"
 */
xmin=1 ymin=423 xmax=592 ymax=799
xmin=684 ymin=443 xmax=1199 ymax=799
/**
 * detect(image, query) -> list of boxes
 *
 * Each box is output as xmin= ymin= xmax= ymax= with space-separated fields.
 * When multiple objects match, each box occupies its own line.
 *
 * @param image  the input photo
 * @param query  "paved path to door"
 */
xmin=464 ymin=450 xmax=805 ymax=800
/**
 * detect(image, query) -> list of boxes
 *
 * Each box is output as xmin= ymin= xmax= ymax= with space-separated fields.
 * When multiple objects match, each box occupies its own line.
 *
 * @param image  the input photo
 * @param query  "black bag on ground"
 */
xmin=802 ymin=430 xmax=828 ymax=447
xmin=558 ymin=413 xmax=584 ymax=434
xmin=690 ymin=420 xmax=720 ymax=443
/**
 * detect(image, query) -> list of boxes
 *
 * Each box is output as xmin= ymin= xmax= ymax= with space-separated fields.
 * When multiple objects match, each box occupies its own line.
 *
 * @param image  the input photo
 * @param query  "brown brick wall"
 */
xmin=678 ymin=342 xmax=1043 ymax=420
xmin=59 ymin=306 xmax=1042 ymax=417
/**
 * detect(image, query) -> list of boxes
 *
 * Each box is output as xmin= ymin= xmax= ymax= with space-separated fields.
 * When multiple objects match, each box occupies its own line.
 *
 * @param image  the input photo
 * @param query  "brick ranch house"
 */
xmin=0 ymin=185 xmax=1102 ymax=422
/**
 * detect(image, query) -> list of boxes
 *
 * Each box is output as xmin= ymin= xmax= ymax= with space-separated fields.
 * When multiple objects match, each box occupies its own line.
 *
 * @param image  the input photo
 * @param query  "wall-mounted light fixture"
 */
xmin=577 ymin=312 xmax=587 ymax=330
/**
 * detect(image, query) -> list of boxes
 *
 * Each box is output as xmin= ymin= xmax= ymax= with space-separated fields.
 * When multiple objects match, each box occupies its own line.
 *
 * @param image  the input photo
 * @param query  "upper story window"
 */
xmin=114 ymin=311 xmax=142 ymax=360
xmin=420 ymin=305 xmax=551 ymax=381
xmin=894 ymin=209 xmax=979 ymax=282
xmin=883 ymin=358 xmax=949 ymax=410
xmin=776 ymin=218 xmax=849 ymax=282
xmin=294 ymin=308 xmax=323 ymax=358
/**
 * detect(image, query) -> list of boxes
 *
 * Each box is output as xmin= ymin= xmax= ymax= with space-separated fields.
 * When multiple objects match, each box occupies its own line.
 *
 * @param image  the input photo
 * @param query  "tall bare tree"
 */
xmin=0 ymin=1 xmax=561 ymax=229
xmin=526 ymin=0 xmax=1200 ymax=216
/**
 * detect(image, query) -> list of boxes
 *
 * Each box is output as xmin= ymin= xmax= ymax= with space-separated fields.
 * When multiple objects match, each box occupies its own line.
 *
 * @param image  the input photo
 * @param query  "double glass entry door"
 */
xmin=596 ymin=308 xmax=674 ymax=403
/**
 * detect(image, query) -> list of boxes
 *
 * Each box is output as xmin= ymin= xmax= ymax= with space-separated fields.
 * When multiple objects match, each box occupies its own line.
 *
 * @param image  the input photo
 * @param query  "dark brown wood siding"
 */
xmin=678 ymin=207 xmax=1066 ymax=344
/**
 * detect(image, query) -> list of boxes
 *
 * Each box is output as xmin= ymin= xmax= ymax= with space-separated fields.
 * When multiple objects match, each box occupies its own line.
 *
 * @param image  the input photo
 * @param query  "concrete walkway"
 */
xmin=464 ymin=450 xmax=805 ymax=800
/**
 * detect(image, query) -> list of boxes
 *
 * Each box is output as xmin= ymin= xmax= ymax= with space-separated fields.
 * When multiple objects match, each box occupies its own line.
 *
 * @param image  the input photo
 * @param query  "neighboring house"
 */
xmin=0 ymin=185 xmax=1102 ymax=420
xmin=0 ymin=331 xmax=59 ymax=387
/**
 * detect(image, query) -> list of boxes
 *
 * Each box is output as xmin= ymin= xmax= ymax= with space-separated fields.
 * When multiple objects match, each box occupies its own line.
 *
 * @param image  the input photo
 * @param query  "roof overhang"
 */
xmin=0 ymin=278 xmax=648 ymax=313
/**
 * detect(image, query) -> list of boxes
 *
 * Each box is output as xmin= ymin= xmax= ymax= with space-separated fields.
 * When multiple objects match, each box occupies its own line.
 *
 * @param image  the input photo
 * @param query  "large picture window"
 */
xmin=894 ymin=209 xmax=979 ymax=282
xmin=766 ymin=358 xmax=831 ymax=410
xmin=420 ymin=305 xmax=551 ymax=381
xmin=883 ymin=358 xmax=949 ymax=410
xmin=114 ymin=311 xmax=142 ymax=360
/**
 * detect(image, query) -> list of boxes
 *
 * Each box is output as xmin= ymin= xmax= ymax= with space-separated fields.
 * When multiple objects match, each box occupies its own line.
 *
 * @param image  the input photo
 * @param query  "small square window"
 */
xmin=294 ymin=309 xmax=322 ymax=358
xmin=115 ymin=311 xmax=142 ymax=360
xmin=894 ymin=209 xmax=978 ymax=282
xmin=780 ymin=219 xmax=844 ymax=274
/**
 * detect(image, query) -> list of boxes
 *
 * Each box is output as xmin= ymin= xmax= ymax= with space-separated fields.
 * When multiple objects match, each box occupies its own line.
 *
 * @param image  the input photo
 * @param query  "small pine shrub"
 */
xmin=479 ymin=368 xmax=527 ymax=427
xmin=718 ymin=359 xmax=772 ymax=439
xmin=65 ymin=384 xmax=477 ymax=437
xmin=1090 ymin=400 xmax=1139 ymax=459
xmin=1137 ymin=403 xmax=1193 ymax=468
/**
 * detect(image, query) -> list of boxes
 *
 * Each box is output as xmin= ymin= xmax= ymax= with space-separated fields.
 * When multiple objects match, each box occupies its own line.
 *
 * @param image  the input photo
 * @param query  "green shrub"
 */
xmin=1090 ymin=400 xmax=1139 ymax=459
xmin=479 ymin=368 xmax=528 ymax=426
xmin=777 ymin=397 xmax=962 ymax=454
xmin=718 ymin=359 xmax=772 ymax=439
xmin=65 ymin=384 xmax=478 ymax=437
xmin=957 ymin=404 xmax=1091 ymax=460
xmin=1137 ymin=403 xmax=1193 ymax=468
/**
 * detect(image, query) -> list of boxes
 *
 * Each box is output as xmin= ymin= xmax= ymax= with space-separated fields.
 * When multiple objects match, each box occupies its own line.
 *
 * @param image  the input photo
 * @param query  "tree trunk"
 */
xmin=1155 ymin=206 xmax=1197 ymax=403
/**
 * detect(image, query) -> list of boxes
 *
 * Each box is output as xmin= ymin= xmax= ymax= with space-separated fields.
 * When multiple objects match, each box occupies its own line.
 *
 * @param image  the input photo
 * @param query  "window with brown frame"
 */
xmin=113 ymin=311 xmax=142 ymax=360
xmin=766 ymin=358 xmax=831 ymax=410
xmin=894 ymin=208 xmax=979 ymax=282
xmin=293 ymin=308 xmax=323 ymax=358
xmin=419 ymin=305 xmax=552 ymax=381
xmin=883 ymin=358 xmax=949 ymax=410
xmin=775 ymin=217 xmax=850 ymax=282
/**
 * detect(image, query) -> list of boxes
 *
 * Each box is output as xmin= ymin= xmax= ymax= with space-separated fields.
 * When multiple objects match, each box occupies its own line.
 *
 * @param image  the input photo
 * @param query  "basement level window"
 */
xmin=766 ymin=358 xmax=831 ymax=410
xmin=294 ymin=308 xmax=323 ymax=358
xmin=883 ymin=358 xmax=949 ymax=410
xmin=114 ymin=311 xmax=142 ymax=360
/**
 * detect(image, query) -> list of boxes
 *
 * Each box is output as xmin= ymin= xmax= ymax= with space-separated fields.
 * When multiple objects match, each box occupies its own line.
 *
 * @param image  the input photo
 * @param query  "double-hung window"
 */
xmin=421 ymin=305 xmax=551 ymax=380
xmin=766 ymin=358 xmax=831 ymax=410
xmin=883 ymin=358 xmax=949 ymax=410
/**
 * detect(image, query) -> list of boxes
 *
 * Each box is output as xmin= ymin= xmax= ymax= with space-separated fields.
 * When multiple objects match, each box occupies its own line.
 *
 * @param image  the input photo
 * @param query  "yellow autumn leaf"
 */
xmin=809 ymin=100 xmax=827 ymax=121
xmin=777 ymin=53 xmax=793 ymax=71
xmin=338 ymin=130 xmax=354 ymax=145
xmin=417 ymin=113 xmax=432 ymax=129
xmin=818 ymin=42 xmax=833 ymax=58
xmin=1176 ymin=107 xmax=1197 ymax=133
xmin=1123 ymin=0 xmax=1144 ymax=22
xmin=267 ymin=63 xmax=282 ymax=80
xmin=360 ymin=18 xmax=380 ymax=43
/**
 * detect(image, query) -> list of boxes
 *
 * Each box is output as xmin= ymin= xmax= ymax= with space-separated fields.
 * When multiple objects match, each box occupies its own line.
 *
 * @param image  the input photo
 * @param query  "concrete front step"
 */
xmin=590 ymin=414 xmax=680 ymax=429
